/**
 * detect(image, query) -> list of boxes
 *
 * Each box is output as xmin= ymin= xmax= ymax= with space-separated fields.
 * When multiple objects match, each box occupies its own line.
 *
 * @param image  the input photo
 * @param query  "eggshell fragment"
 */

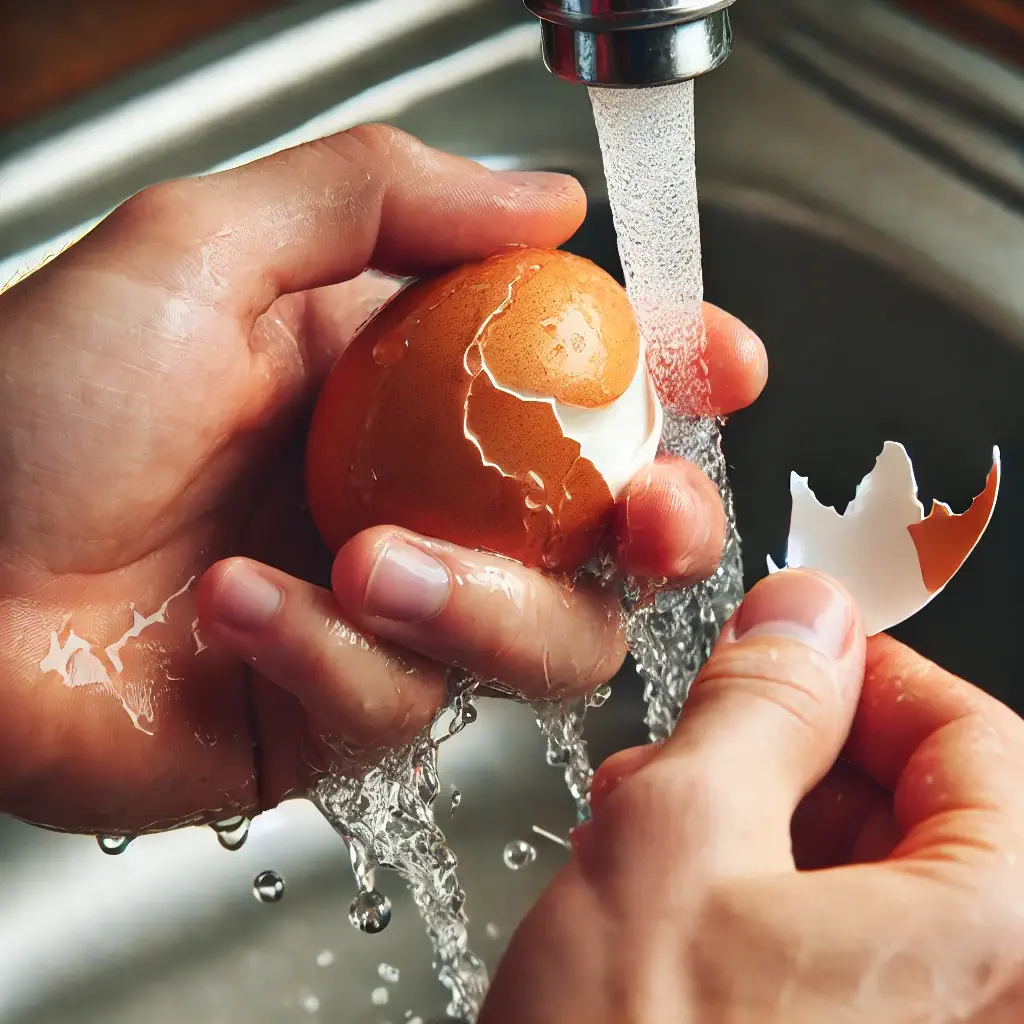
xmin=306 ymin=247 xmax=662 ymax=574
xmin=767 ymin=442 xmax=1001 ymax=636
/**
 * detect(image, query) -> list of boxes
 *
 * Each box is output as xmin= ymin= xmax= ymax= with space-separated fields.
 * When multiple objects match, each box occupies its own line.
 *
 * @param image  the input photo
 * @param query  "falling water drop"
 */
xmin=210 ymin=815 xmax=250 ymax=851
xmin=349 ymin=888 xmax=393 ymax=934
xmin=253 ymin=870 xmax=285 ymax=904
xmin=371 ymin=986 xmax=390 ymax=1006
xmin=450 ymin=788 xmax=462 ymax=812
xmin=586 ymin=683 xmax=612 ymax=709
xmin=96 ymin=834 xmax=132 ymax=855
xmin=502 ymin=840 xmax=537 ymax=871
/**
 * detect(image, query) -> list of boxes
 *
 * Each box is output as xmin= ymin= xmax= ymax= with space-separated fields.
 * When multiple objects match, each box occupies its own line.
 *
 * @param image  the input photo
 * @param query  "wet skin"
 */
xmin=0 ymin=125 xmax=767 ymax=834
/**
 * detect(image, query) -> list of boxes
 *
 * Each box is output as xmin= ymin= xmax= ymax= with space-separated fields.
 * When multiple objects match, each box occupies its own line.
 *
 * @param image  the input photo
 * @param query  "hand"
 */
xmin=483 ymin=570 xmax=1024 ymax=1024
xmin=0 ymin=125 xmax=766 ymax=836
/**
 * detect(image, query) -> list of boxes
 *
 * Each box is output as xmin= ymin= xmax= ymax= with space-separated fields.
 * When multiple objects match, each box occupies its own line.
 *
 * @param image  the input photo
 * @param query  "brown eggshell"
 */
xmin=475 ymin=248 xmax=640 ymax=407
xmin=305 ymin=247 xmax=639 ymax=572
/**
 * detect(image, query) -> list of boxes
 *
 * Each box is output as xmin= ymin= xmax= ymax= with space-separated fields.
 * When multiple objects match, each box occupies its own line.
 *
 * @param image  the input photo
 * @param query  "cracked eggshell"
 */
xmin=305 ymin=247 xmax=663 ymax=573
xmin=768 ymin=442 xmax=1001 ymax=636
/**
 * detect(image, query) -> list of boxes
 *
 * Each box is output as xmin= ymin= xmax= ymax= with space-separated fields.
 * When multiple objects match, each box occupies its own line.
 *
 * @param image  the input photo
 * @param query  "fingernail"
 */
xmin=364 ymin=538 xmax=451 ymax=622
xmin=733 ymin=570 xmax=853 ymax=659
xmin=491 ymin=170 xmax=579 ymax=194
xmin=215 ymin=564 xmax=283 ymax=631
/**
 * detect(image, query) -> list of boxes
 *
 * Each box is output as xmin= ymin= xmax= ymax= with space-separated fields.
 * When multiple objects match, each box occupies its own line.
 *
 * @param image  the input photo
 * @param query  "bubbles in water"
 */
xmin=314 ymin=673 xmax=488 ymax=1019
xmin=450 ymin=788 xmax=462 ymax=812
xmin=378 ymin=962 xmax=401 ymax=984
xmin=589 ymin=80 xmax=744 ymax=740
xmin=210 ymin=815 xmax=250 ymax=851
xmin=316 ymin=949 xmax=335 ymax=968
xmin=502 ymin=840 xmax=537 ymax=871
xmin=96 ymin=834 xmax=132 ymax=855
xmin=252 ymin=870 xmax=285 ymax=904
xmin=349 ymin=888 xmax=393 ymax=934
xmin=371 ymin=986 xmax=390 ymax=1006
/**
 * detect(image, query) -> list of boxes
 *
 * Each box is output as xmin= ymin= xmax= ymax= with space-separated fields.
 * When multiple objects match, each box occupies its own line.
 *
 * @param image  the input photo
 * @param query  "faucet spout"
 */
xmin=523 ymin=1 xmax=735 ymax=88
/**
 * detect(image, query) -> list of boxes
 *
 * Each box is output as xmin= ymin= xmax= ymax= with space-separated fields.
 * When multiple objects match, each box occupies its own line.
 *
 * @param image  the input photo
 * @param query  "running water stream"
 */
xmin=306 ymin=79 xmax=743 ymax=1023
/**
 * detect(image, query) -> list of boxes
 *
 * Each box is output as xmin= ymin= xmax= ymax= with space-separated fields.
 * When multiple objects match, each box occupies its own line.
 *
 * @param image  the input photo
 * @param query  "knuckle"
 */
xmin=693 ymin=645 xmax=839 ymax=735
xmin=113 ymin=179 xmax=200 ymax=236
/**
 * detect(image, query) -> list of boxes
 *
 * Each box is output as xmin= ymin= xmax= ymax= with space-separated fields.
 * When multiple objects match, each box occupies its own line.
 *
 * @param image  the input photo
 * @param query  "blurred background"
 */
xmin=1 ymin=1 xmax=1022 ymax=1021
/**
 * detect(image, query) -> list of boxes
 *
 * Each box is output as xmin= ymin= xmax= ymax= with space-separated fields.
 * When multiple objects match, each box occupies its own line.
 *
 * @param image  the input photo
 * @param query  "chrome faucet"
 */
xmin=523 ymin=1 xmax=735 ymax=87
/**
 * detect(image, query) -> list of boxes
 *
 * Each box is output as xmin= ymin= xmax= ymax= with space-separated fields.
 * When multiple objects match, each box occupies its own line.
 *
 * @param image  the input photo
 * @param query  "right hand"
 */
xmin=483 ymin=569 xmax=1024 ymax=1023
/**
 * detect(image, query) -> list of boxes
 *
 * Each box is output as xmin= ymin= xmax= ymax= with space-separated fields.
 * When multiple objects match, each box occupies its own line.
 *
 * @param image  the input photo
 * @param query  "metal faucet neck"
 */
xmin=524 ymin=0 xmax=736 ymax=88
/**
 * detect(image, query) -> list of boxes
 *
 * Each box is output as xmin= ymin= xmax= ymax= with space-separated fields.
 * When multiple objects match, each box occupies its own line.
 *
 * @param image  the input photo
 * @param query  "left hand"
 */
xmin=0 ymin=125 xmax=766 ymax=835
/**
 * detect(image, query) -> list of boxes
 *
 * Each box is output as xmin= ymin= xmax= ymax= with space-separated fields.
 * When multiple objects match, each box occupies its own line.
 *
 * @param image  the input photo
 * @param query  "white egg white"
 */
xmin=479 ymin=347 xmax=663 ymax=499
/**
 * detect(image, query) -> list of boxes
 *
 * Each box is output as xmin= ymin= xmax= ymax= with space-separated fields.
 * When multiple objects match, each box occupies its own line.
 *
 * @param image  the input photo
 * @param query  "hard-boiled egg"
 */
xmin=306 ymin=247 xmax=663 ymax=573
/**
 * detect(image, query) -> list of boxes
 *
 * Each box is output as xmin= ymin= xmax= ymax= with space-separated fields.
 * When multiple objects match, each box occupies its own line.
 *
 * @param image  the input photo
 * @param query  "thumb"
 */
xmin=662 ymin=569 xmax=866 ymax=872
xmin=586 ymin=570 xmax=866 ymax=880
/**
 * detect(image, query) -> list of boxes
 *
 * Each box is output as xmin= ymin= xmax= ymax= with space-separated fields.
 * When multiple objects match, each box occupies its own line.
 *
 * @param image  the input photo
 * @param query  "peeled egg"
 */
xmin=306 ymin=247 xmax=663 ymax=573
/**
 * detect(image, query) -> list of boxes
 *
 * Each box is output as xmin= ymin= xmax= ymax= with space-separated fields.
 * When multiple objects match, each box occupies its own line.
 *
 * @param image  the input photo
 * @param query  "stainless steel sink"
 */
xmin=1 ymin=1 xmax=1023 ymax=1021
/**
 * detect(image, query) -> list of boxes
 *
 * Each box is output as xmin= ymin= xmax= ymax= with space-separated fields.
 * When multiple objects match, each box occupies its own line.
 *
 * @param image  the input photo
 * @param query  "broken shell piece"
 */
xmin=768 ymin=442 xmax=1001 ymax=636
xmin=306 ymin=247 xmax=662 ymax=574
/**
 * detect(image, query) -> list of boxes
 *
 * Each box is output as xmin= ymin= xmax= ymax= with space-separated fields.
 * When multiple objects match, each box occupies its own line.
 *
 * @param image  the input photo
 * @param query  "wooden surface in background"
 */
xmin=897 ymin=0 xmax=1024 ymax=67
xmin=0 ymin=0 xmax=290 ymax=131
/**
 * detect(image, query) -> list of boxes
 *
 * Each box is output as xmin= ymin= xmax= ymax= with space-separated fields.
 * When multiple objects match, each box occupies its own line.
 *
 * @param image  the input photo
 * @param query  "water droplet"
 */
xmin=299 ymin=990 xmax=320 ymax=1014
xmin=316 ymin=949 xmax=335 ymax=968
xmin=378 ymin=962 xmax=400 ymax=984
xmin=349 ymin=888 xmax=392 ymax=933
xmin=502 ymin=840 xmax=537 ymax=871
xmin=252 ymin=870 xmax=285 ymax=903
xmin=449 ymin=788 xmax=462 ymax=812
xmin=372 ymin=336 xmax=409 ymax=368
xmin=586 ymin=683 xmax=612 ymax=709
xmin=371 ymin=986 xmax=390 ymax=1006
xmin=96 ymin=834 xmax=132 ymax=855
xmin=210 ymin=815 xmax=250 ymax=851
xmin=485 ymin=922 xmax=500 ymax=940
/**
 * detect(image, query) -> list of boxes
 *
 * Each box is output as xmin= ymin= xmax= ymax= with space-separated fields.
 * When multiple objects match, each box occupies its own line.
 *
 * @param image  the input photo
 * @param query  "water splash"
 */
xmin=502 ymin=840 xmax=537 ymax=871
xmin=96 ymin=834 xmax=132 ymax=855
xmin=252 ymin=870 xmax=285 ymax=904
xmin=312 ymin=672 xmax=487 ymax=1020
xmin=210 ymin=815 xmax=250 ymax=851
xmin=378 ymin=963 xmax=401 ymax=984
xmin=590 ymin=80 xmax=744 ymax=740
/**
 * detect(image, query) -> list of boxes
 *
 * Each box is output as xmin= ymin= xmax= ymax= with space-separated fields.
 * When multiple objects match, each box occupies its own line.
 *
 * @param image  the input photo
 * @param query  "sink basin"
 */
xmin=2 ymin=1 xmax=1023 ymax=1021
xmin=7 ymin=193 xmax=1022 ymax=1024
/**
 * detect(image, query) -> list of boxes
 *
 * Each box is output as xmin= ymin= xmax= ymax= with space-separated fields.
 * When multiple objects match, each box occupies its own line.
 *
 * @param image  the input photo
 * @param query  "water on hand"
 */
xmin=298 ymin=81 xmax=742 ymax=1024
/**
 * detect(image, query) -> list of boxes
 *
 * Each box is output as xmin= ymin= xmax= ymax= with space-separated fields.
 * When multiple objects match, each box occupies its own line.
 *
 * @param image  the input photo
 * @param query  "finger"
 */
xmin=96 ymin=124 xmax=586 ymax=318
xmin=590 ymin=743 xmax=664 ymax=814
xmin=651 ymin=569 xmax=865 ymax=873
xmin=195 ymin=557 xmax=445 ymax=749
xmin=614 ymin=456 xmax=727 ymax=581
xmin=703 ymin=302 xmax=768 ymax=416
xmin=845 ymin=635 xmax=1024 ymax=867
xmin=251 ymin=271 xmax=405 ymax=393
xmin=330 ymin=527 xmax=626 ymax=699
xmin=791 ymin=759 xmax=896 ymax=870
